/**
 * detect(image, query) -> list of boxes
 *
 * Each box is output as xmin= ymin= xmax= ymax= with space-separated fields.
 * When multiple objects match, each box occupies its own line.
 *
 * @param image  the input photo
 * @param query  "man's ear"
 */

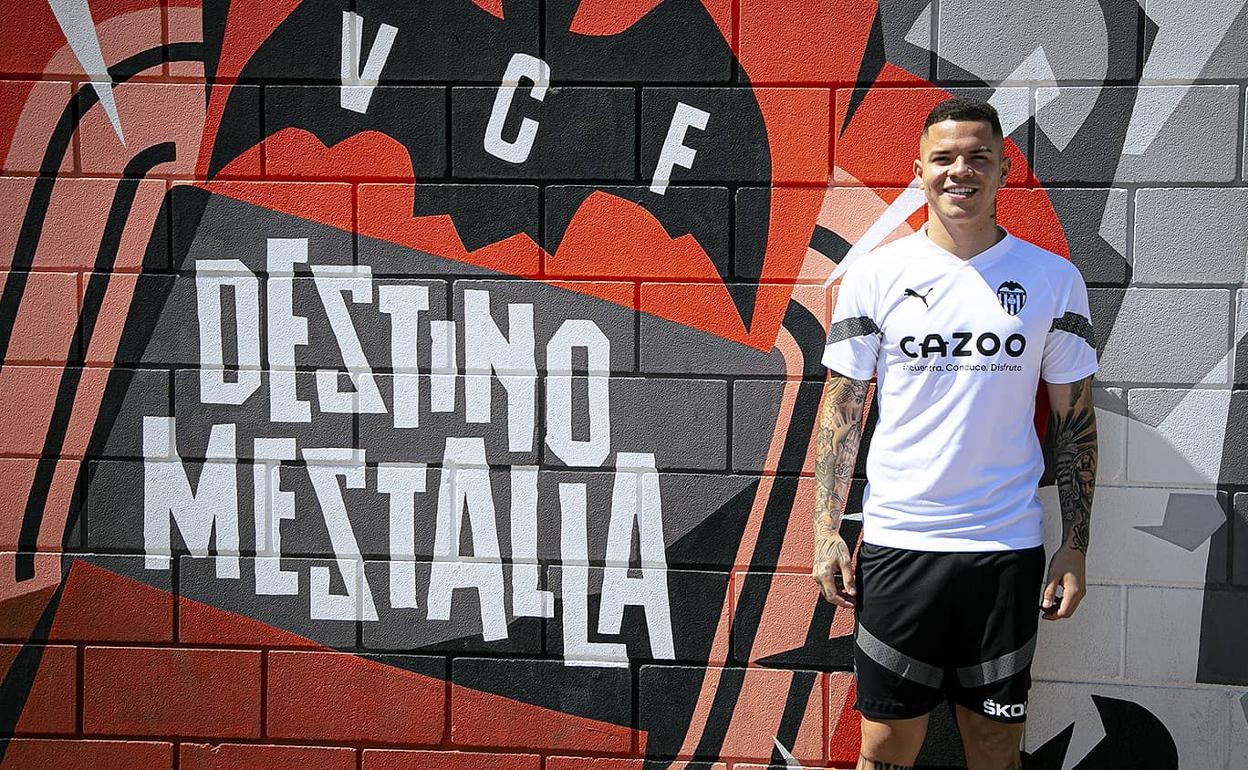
xmin=914 ymin=156 xmax=923 ymax=182
xmin=1000 ymin=153 xmax=1012 ymax=182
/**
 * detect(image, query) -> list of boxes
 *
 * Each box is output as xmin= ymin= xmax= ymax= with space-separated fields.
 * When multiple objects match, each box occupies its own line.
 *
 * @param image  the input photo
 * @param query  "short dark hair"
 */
xmin=922 ymin=98 xmax=1003 ymax=141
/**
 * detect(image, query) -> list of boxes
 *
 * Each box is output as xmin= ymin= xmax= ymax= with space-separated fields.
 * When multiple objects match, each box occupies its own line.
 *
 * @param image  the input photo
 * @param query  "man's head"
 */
xmin=914 ymin=98 xmax=1011 ymax=230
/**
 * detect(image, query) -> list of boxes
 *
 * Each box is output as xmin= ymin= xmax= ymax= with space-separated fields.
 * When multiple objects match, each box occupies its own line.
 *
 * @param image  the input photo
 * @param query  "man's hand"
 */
xmin=813 ymin=531 xmax=856 ymax=608
xmin=1041 ymin=544 xmax=1086 ymax=620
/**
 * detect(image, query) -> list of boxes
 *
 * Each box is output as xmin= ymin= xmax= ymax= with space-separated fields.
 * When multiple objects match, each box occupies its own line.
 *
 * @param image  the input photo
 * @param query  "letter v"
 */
xmin=340 ymin=11 xmax=398 ymax=114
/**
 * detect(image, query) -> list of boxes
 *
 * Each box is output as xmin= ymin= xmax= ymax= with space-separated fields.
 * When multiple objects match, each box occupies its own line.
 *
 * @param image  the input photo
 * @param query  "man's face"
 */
xmin=914 ymin=118 xmax=1010 ymax=227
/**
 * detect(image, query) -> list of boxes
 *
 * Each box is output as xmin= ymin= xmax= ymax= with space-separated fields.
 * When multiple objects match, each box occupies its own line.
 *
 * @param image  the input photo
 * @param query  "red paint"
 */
xmin=180 ymin=743 xmax=356 ymax=770
xmin=732 ymin=572 xmax=855 ymax=664
xmin=739 ymin=0 xmax=879 ymax=84
xmin=827 ymin=674 xmax=862 ymax=766
xmin=83 ymin=646 xmax=262 ymax=738
xmin=178 ymin=592 xmax=324 ymax=649
xmin=363 ymin=750 xmax=541 ymax=770
xmin=0 ymin=81 xmax=74 ymax=174
xmin=0 ymin=644 xmax=76 ymax=734
xmin=568 ymin=0 xmax=666 ymax=35
xmin=197 ymin=0 xmax=302 ymax=177
xmin=264 ymin=128 xmax=419 ymax=181
xmin=469 ymin=0 xmax=507 ymax=21
xmin=0 ymin=0 xmax=162 ymax=164
xmin=266 ymin=651 xmax=446 ymax=744
xmin=0 ymin=177 xmax=166 ymax=272
xmin=49 ymin=560 xmax=174 ymax=643
xmin=78 ymin=82 xmax=211 ymax=177
xmin=0 ymin=459 xmax=76 ymax=551
xmin=0 ymin=739 xmax=173 ymax=770
xmin=0 ymin=273 xmax=79 ymax=365
xmin=451 ymin=680 xmax=637 ymax=753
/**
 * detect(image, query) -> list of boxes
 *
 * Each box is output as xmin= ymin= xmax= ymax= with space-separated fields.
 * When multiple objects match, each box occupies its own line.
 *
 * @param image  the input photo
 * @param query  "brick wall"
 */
xmin=0 ymin=1 xmax=1245 ymax=768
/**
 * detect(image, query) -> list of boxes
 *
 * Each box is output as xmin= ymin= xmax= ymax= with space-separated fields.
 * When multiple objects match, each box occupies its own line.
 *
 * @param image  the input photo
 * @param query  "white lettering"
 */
xmin=195 ymin=259 xmax=261 ymax=405
xmin=266 ymin=239 xmax=311 ymax=423
xmin=378 ymin=284 xmax=429 ymax=427
xmin=340 ymin=11 xmax=397 ymax=113
xmin=545 ymin=319 xmax=611 ymax=466
xmin=143 ymin=417 xmax=239 ymax=578
xmin=463 ymin=289 xmax=536 ymax=452
xmin=559 ymin=482 xmax=627 ymax=667
xmin=253 ymin=437 xmax=298 ymax=595
xmin=597 ymin=454 xmax=674 ymax=659
xmin=509 ymin=465 xmax=553 ymax=618
xmin=429 ymin=320 xmax=457 ymax=413
xmin=484 ymin=53 xmax=551 ymax=164
xmin=312 ymin=265 xmax=384 ymax=414
xmin=426 ymin=438 xmax=508 ymax=641
xmin=650 ymin=102 xmax=710 ymax=195
xmin=377 ymin=463 xmax=427 ymax=609
xmin=304 ymin=448 xmax=378 ymax=622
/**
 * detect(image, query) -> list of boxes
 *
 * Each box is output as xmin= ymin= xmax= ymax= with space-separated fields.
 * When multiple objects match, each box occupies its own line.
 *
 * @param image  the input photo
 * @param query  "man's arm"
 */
xmin=1040 ymin=374 xmax=1097 ymax=620
xmin=813 ymin=371 xmax=870 ymax=607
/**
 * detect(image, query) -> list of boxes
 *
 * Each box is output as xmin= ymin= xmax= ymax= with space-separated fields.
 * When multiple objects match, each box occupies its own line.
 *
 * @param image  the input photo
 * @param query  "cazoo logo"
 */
xmin=899 ymin=331 xmax=1027 ymax=359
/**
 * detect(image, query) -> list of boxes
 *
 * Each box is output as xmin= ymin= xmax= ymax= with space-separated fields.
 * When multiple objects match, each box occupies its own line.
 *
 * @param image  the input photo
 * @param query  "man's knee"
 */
xmin=859 ymin=713 xmax=929 ymax=767
xmin=955 ymin=706 xmax=1024 ymax=767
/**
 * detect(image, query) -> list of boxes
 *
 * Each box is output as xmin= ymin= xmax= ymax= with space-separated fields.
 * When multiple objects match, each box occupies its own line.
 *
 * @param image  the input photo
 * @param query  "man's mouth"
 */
xmin=943 ymin=186 xmax=978 ymax=200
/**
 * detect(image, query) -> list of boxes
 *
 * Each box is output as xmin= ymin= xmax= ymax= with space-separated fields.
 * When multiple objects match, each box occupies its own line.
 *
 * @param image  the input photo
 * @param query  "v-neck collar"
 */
xmin=918 ymin=224 xmax=1014 ymax=270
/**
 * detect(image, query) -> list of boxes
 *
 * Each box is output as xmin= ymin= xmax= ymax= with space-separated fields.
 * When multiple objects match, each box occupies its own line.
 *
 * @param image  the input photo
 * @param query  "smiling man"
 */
xmin=812 ymin=98 xmax=1099 ymax=769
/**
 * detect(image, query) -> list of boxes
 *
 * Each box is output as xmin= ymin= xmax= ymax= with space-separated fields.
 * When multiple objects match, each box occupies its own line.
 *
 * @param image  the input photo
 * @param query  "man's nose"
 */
xmin=949 ymin=157 xmax=973 ymax=176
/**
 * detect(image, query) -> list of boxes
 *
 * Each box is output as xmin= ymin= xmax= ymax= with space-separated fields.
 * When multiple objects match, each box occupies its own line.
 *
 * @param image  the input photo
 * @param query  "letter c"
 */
xmin=900 ymin=336 xmax=918 ymax=358
xmin=484 ymin=53 xmax=551 ymax=164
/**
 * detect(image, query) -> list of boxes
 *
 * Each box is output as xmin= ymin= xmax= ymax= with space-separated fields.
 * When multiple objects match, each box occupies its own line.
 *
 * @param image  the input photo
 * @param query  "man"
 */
xmin=812 ymin=98 xmax=1098 ymax=770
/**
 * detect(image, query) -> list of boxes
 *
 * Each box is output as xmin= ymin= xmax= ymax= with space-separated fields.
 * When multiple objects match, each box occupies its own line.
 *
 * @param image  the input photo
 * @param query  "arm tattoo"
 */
xmin=858 ymin=758 xmax=914 ymax=770
xmin=815 ymin=372 xmax=869 ymax=537
xmin=1043 ymin=376 xmax=1097 ymax=552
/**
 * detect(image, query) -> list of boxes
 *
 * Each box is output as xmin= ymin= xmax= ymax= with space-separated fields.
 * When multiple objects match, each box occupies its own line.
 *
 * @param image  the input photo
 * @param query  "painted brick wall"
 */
xmin=0 ymin=1 xmax=1245 ymax=768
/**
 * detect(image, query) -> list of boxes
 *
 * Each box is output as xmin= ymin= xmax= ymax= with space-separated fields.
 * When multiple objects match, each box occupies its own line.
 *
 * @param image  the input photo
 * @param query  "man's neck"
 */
xmin=925 ymin=214 xmax=1004 ymax=260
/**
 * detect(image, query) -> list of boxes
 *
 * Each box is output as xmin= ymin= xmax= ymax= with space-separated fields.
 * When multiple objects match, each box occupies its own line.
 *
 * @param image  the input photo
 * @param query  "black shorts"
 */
xmin=852 ymin=542 xmax=1046 ymax=724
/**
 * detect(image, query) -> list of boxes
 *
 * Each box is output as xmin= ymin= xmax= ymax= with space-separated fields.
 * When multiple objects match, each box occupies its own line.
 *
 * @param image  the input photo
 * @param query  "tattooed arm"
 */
xmin=813 ymin=370 xmax=870 ymax=608
xmin=1040 ymin=374 xmax=1097 ymax=620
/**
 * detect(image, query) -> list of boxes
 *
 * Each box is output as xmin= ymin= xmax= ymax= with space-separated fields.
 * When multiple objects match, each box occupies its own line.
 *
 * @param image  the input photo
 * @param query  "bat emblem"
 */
xmin=997 ymin=281 xmax=1027 ymax=316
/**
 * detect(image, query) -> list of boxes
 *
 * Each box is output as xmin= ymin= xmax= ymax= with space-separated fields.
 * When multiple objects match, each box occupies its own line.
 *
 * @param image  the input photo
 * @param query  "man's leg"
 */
xmin=857 ymin=713 xmax=929 ymax=769
xmin=953 ymin=702 xmax=1024 ymax=770
xmin=947 ymin=547 xmax=1044 ymax=769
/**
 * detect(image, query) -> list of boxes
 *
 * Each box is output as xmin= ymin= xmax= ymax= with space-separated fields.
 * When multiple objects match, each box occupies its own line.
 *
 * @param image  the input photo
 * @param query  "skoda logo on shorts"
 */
xmin=997 ymin=281 xmax=1027 ymax=316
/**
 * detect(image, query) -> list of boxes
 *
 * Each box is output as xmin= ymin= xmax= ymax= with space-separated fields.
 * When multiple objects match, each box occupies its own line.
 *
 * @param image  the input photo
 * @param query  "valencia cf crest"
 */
xmin=997 ymin=281 xmax=1027 ymax=316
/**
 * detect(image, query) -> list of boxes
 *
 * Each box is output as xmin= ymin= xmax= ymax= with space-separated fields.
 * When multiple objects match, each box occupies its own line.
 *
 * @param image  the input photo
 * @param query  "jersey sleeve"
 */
xmin=1041 ymin=266 xmax=1099 ymax=384
xmin=821 ymin=265 xmax=881 ymax=381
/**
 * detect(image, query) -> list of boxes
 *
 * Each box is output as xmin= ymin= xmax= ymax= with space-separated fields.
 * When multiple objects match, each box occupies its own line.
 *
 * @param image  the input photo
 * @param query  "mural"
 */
xmin=0 ymin=0 xmax=1245 ymax=767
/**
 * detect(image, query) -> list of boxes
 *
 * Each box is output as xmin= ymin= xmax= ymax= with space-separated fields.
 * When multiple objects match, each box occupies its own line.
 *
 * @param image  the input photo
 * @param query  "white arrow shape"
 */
xmin=49 ymin=0 xmax=124 ymax=144
xmin=823 ymin=181 xmax=925 ymax=286
xmin=773 ymin=736 xmax=804 ymax=768
xmin=1122 ymin=0 xmax=1243 ymax=155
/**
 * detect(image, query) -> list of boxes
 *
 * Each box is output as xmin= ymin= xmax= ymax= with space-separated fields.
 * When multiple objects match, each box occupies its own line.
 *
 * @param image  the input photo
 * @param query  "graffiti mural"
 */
xmin=0 ymin=1 xmax=1245 ymax=767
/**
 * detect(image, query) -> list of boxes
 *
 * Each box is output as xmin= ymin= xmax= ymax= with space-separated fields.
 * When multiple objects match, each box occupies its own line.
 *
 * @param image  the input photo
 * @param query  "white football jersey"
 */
xmin=822 ymin=227 xmax=1098 ymax=552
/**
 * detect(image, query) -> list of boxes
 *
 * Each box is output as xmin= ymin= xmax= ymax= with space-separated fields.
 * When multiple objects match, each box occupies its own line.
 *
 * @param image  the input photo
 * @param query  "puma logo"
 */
xmin=903 ymin=287 xmax=933 ymax=307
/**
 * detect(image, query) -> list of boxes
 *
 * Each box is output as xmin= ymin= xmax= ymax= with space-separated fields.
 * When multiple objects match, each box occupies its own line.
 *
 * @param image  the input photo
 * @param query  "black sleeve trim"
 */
xmin=827 ymin=315 xmax=881 ymax=345
xmin=1050 ymin=311 xmax=1096 ymax=347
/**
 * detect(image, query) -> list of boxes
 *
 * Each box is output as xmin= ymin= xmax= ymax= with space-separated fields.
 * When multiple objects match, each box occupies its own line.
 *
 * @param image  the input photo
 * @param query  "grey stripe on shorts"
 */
xmin=955 ymin=634 xmax=1038 ymax=688
xmin=855 ymin=622 xmax=944 ymax=689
